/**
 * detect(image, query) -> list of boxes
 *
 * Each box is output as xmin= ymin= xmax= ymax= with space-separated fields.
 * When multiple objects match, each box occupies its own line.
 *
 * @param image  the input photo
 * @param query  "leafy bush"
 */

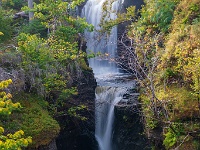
xmin=2 ymin=0 xmax=26 ymax=10
xmin=0 ymin=9 xmax=13 ymax=43
xmin=130 ymin=0 xmax=179 ymax=35
xmin=163 ymin=131 xmax=177 ymax=149
xmin=22 ymin=19 xmax=47 ymax=38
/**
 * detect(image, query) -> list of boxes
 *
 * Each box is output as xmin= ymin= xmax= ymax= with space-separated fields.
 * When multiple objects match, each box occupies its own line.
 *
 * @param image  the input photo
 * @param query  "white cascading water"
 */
xmin=95 ymin=87 xmax=126 ymax=150
xmin=81 ymin=0 xmax=121 ymax=75
xmin=81 ymin=0 xmax=124 ymax=150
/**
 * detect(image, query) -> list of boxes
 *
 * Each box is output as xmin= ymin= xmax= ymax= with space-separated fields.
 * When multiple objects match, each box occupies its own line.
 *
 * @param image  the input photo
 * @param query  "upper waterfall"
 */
xmin=81 ymin=0 xmax=123 ymax=76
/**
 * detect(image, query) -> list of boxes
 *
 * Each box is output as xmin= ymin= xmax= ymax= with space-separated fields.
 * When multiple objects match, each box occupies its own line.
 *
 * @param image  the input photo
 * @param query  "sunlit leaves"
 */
xmin=68 ymin=105 xmax=87 ymax=120
xmin=0 ymin=79 xmax=21 ymax=115
xmin=43 ymin=73 xmax=66 ymax=93
xmin=0 ymin=80 xmax=32 ymax=149
xmin=0 ymin=129 xmax=32 ymax=150
xmin=22 ymin=0 xmax=92 ymax=35
xmin=70 ymin=0 xmax=85 ymax=9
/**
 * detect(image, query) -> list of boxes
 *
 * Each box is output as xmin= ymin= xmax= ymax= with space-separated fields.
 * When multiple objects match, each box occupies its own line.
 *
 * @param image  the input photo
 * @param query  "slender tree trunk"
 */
xmin=28 ymin=0 xmax=34 ymax=21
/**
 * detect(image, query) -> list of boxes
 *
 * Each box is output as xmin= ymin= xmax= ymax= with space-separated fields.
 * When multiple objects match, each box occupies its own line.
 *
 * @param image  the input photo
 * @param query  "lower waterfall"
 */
xmin=95 ymin=86 xmax=126 ymax=150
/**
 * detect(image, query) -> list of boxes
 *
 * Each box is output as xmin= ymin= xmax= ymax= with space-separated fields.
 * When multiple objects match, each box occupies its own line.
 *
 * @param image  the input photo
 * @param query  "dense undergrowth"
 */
xmin=124 ymin=0 xmax=200 ymax=149
xmin=0 ymin=0 xmax=93 ymax=149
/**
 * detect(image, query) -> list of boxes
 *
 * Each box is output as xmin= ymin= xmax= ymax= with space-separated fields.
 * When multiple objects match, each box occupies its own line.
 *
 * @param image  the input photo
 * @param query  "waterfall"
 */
xmin=81 ymin=0 xmax=125 ymax=149
xmin=95 ymin=87 xmax=126 ymax=150
xmin=81 ymin=0 xmax=122 ymax=76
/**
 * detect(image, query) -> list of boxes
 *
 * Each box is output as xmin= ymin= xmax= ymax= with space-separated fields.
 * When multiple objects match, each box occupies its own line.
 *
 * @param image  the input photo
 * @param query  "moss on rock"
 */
xmin=2 ymin=93 xmax=60 ymax=149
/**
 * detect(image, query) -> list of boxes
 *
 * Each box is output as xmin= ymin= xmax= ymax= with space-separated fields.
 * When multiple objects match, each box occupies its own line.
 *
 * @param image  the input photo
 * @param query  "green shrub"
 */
xmin=22 ymin=19 xmax=47 ymax=38
xmin=0 ymin=9 xmax=13 ymax=43
xmin=164 ymin=131 xmax=177 ymax=149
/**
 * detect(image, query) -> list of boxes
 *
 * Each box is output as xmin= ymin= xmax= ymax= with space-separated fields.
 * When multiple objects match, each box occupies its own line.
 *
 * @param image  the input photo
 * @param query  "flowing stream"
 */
xmin=81 ymin=0 xmax=128 ymax=149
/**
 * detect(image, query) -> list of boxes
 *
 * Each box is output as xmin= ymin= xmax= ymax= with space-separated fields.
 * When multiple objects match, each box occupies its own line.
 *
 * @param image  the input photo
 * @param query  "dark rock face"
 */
xmin=113 ymin=106 xmax=150 ymax=150
xmin=38 ymin=140 xmax=58 ymax=150
xmin=113 ymin=86 xmax=150 ymax=150
xmin=117 ymin=0 xmax=144 ymax=72
xmin=117 ymin=0 xmax=144 ymax=35
xmin=56 ymin=41 xmax=97 ymax=150
xmin=121 ymin=0 xmax=144 ymax=11
xmin=56 ymin=68 xmax=97 ymax=150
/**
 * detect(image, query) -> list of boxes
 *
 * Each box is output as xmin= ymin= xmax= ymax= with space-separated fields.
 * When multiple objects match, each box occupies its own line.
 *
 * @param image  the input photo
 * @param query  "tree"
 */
xmin=18 ymin=0 xmax=93 ymax=116
xmin=28 ymin=0 xmax=34 ymax=21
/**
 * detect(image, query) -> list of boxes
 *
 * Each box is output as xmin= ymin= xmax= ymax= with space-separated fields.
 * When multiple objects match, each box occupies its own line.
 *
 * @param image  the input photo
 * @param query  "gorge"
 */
xmin=81 ymin=0 xmax=148 ymax=149
xmin=1 ymin=0 xmax=199 ymax=149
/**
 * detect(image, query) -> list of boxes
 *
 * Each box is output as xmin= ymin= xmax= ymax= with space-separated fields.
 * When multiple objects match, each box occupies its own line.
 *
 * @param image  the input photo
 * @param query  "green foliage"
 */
xmin=163 ymin=68 xmax=177 ymax=79
xmin=0 ymin=80 xmax=32 ymax=149
xmin=125 ymin=0 xmax=200 ymax=149
xmin=160 ymin=0 xmax=200 ymax=93
xmin=140 ymin=94 xmax=159 ymax=129
xmin=44 ymin=74 xmax=66 ymax=93
xmin=16 ymin=0 xmax=94 ymax=121
xmin=70 ymin=0 xmax=85 ymax=9
xmin=0 ymin=0 xmax=94 ymax=148
xmin=17 ymin=33 xmax=68 ymax=98
xmin=68 ymin=105 xmax=87 ymax=121
xmin=1 ymin=0 xmax=26 ymax=10
xmin=20 ymin=97 xmax=60 ymax=147
xmin=22 ymin=19 xmax=47 ymax=38
xmin=0 ymin=79 xmax=21 ymax=115
xmin=57 ymin=88 xmax=78 ymax=104
xmin=22 ymin=0 xmax=92 ymax=34
xmin=163 ymin=130 xmax=177 ymax=149
xmin=129 ymin=0 xmax=179 ymax=35
xmin=0 ymin=9 xmax=13 ymax=43
xmin=55 ymin=26 xmax=78 ymax=43
xmin=5 ymin=93 xmax=60 ymax=148
xmin=163 ymin=123 xmax=185 ymax=149
xmin=0 ymin=129 xmax=32 ymax=150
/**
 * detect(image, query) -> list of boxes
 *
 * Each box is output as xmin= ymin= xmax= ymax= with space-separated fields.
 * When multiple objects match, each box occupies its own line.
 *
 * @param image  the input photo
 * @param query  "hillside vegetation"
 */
xmin=0 ymin=0 xmax=94 ymax=149
xmin=124 ymin=0 xmax=200 ymax=149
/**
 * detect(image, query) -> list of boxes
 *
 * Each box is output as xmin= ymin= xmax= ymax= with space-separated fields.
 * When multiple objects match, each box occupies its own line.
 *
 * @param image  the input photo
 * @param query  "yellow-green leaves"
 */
xmin=0 ymin=127 xmax=4 ymax=134
xmin=0 ymin=79 xmax=21 ymax=115
xmin=68 ymin=105 xmax=87 ymax=121
xmin=0 ymin=130 xmax=32 ymax=150
xmin=70 ymin=0 xmax=85 ymax=9
xmin=126 ymin=6 xmax=136 ymax=19
xmin=0 ymin=80 xmax=32 ymax=149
